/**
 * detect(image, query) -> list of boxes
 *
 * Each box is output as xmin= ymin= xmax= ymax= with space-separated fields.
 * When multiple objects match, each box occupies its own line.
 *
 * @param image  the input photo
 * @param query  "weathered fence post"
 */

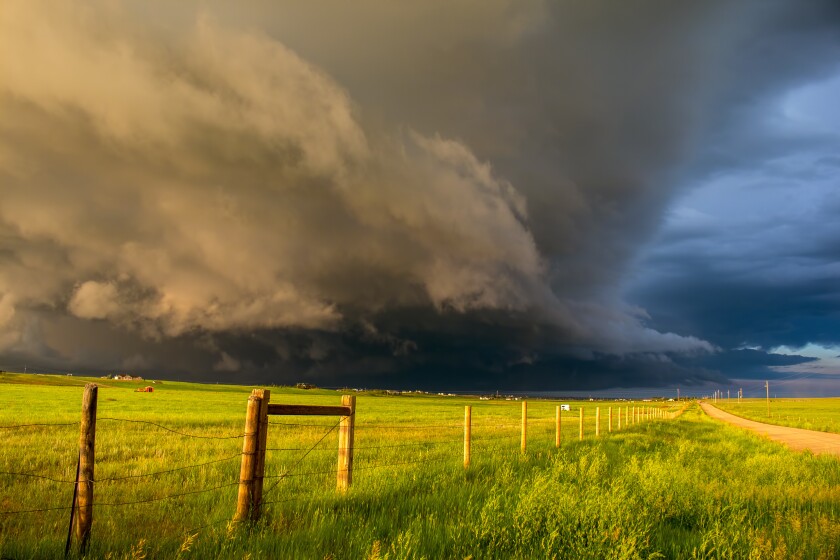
xmin=608 ymin=407 xmax=612 ymax=433
xmin=75 ymin=383 xmax=97 ymax=554
xmin=595 ymin=407 xmax=600 ymax=437
xmin=337 ymin=394 xmax=356 ymax=492
xmin=464 ymin=405 xmax=471 ymax=469
xmin=618 ymin=406 xmax=622 ymax=430
xmin=579 ymin=407 xmax=584 ymax=440
xmin=555 ymin=406 xmax=561 ymax=448
xmin=235 ymin=392 xmax=263 ymax=521
xmin=521 ymin=401 xmax=527 ymax=454
xmin=251 ymin=388 xmax=270 ymax=521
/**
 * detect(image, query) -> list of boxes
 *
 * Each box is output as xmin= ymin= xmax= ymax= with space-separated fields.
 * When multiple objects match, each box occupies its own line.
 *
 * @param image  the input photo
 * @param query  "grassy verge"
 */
xmin=715 ymin=397 xmax=840 ymax=434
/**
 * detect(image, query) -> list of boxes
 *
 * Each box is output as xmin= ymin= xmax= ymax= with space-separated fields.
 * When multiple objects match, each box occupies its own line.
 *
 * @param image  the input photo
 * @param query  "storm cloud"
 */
xmin=1 ymin=0 xmax=838 ymax=390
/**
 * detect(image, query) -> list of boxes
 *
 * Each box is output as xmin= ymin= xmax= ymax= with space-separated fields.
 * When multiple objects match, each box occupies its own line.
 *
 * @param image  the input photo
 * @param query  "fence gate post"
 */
xmin=520 ymin=401 xmax=527 ymax=454
xmin=251 ymin=389 xmax=270 ymax=521
xmin=555 ymin=406 xmax=561 ymax=448
xmin=235 ymin=393 xmax=263 ymax=521
xmin=608 ymin=407 xmax=612 ymax=433
xmin=464 ymin=406 xmax=471 ymax=469
xmin=579 ymin=407 xmax=584 ymax=441
xmin=337 ymin=395 xmax=356 ymax=492
xmin=76 ymin=383 xmax=97 ymax=554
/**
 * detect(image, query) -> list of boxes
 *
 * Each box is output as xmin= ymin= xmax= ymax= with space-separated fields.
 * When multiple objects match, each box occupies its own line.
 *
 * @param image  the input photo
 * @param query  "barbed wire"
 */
xmin=261 ymin=418 xmax=343 ymax=500
xmin=263 ymin=455 xmax=452 ymax=480
xmin=0 ymin=503 xmax=77 ymax=515
xmin=97 ymin=453 xmax=243 ymax=482
xmin=94 ymin=481 xmax=240 ymax=507
xmin=0 ymin=422 xmax=78 ymax=429
xmin=99 ymin=417 xmax=246 ymax=440
xmin=0 ymin=470 xmax=77 ymax=484
xmin=353 ymin=423 xmax=461 ymax=430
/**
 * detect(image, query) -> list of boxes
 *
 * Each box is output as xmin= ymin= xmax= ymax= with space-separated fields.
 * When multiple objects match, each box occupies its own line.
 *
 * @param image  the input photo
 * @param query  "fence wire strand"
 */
xmin=99 ymin=417 xmax=246 ymax=440
xmin=261 ymin=417 xmax=343 ymax=499
xmin=94 ymin=481 xmax=240 ymax=507
xmin=0 ymin=422 xmax=78 ymax=429
xmin=96 ymin=453 xmax=244 ymax=482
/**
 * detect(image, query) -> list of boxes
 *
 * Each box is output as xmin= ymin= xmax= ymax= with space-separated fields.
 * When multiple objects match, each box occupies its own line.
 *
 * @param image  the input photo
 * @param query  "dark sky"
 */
xmin=1 ymin=0 xmax=839 ymax=395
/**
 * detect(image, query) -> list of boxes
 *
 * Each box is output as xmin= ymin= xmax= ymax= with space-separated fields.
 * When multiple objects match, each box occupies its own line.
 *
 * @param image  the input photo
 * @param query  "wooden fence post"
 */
xmin=251 ymin=389 xmax=270 ymax=521
xmin=521 ymin=401 xmax=527 ymax=454
xmin=618 ymin=406 xmax=622 ymax=430
xmin=337 ymin=395 xmax=356 ymax=492
xmin=595 ymin=407 xmax=600 ymax=437
xmin=464 ymin=405 xmax=471 ymax=469
xmin=75 ymin=383 xmax=97 ymax=554
xmin=235 ymin=393 xmax=262 ymax=522
xmin=608 ymin=407 xmax=612 ymax=433
xmin=555 ymin=406 xmax=561 ymax=448
xmin=579 ymin=407 xmax=584 ymax=441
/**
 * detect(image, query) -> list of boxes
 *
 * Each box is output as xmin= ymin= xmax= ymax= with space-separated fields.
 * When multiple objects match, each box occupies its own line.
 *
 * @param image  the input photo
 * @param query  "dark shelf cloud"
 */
xmin=1 ymin=0 xmax=839 ymax=394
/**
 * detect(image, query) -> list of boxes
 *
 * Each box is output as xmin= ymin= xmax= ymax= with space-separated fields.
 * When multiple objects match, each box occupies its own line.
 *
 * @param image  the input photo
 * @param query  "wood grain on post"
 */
xmin=235 ymin=394 xmax=262 ymax=522
xmin=337 ymin=394 xmax=356 ymax=492
xmin=251 ymin=389 xmax=270 ymax=521
xmin=579 ymin=407 xmax=584 ymax=441
xmin=521 ymin=401 xmax=527 ymax=454
xmin=555 ymin=406 xmax=561 ymax=448
xmin=608 ymin=407 xmax=612 ymax=433
xmin=595 ymin=407 xmax=600 ymax=437
xmin=464 ymin=406 xmax=471 ymax=468
xmin=76 ymin=383 xmax=97 ymax=554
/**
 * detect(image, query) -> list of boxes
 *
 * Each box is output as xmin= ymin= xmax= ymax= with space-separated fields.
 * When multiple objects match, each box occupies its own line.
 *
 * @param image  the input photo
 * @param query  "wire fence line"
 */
xmin=98 ymin=417 xmax=247 ymax=439
xmin=1 ymin=398 xmax=681 ymax=553
xmin=0 ymin=422 xmax=79 ymax=429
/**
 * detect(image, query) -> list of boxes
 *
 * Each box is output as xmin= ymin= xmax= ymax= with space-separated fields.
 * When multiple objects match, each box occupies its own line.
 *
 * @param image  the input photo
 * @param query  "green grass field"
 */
xmin=1 ymin=373 xmax=838 ymax=559
xmin=715 ymin=397 xmax=840 ymax=435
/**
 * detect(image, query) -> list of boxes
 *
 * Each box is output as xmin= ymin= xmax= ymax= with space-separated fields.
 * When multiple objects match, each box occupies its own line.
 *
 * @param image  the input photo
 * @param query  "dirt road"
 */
xmin=700 ymin=402 xmax=840 ymax=457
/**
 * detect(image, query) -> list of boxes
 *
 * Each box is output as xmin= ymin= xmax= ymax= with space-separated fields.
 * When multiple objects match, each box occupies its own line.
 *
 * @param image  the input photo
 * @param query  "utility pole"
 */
xmin=677 ymin=387 xmax=680 ymax=401
xmin=727 ymin=389 xmax=730 ymax=402
xmin=765 ymin=381 xmax=770 ymax=417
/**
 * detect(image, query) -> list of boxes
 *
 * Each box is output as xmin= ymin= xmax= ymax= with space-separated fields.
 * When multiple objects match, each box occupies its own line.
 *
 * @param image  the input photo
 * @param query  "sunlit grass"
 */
xmin=1 ymin=374 xmax=837 ymax=558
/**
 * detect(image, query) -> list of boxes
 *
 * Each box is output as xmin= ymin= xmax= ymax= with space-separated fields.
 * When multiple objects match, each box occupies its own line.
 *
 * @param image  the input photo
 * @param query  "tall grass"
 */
xmin=1 ymin=376 xmax=837 ymax=558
